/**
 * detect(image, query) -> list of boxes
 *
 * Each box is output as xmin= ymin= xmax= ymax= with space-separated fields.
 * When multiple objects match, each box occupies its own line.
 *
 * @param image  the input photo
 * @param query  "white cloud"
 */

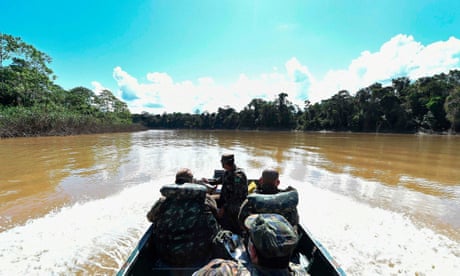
xmin=308 ymin=34 xmax=460 ymax=103
xmin=102 ymin=34 xmax=460 ymax=114
xmin=90 ymin=81 xmax=108 ymax=96
xmin=110 ymin=64 xmax=314 ymax=114
xmin=146 ymin=72 xmax=173 ymax=85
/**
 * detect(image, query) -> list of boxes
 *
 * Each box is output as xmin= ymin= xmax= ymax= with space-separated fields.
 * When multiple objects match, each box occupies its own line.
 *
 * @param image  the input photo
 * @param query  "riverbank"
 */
xmin=3 ymin=124 xmax=457 ymax=139
xmin=0 ymin=123 xmax=147 ymax=138
xmin=0 ymin=107 xmax=147 ymax=138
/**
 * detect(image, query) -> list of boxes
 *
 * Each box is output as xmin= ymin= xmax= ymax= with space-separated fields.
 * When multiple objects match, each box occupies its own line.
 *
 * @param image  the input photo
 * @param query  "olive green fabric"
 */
xmin=152 ymin=183 xmax=220 ymax=266
xmin=244 ymin=213 xmax=298 ymax=259
xmin=160 ymin=183 xmax=207 ymax=200
xmin=238 ymin=189 xmax=299 ymax=229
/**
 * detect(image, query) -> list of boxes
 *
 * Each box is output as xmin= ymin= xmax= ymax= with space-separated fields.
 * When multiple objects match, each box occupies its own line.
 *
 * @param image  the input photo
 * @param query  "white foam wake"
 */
xmin=295 ymin=180 xmax=460 ymax=275
xmin=0 ymin=179 xmax=165 ymax=275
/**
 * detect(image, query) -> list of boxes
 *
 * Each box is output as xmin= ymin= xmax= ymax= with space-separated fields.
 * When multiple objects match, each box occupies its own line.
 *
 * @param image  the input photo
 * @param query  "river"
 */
xmin=0 ymin=130 xmax=459 ymax=275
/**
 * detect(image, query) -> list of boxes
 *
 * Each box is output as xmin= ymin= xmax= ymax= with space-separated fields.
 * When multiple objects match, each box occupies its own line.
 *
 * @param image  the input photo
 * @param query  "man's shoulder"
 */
xmin=234 ymin=168 xmax=247 ymax=182
xmin=235 ymin=167 xmax=247 ymax=175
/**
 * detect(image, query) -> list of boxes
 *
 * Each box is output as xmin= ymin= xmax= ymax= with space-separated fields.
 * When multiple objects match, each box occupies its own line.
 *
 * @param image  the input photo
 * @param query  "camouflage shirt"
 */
xmin=149 ymin=184 xmax=221 ymax=267
xmin=248 ymin=262 xmax=308 ymax=276
xmin=147 ymin=194 xmax=218 ymax=222
xmin=193 ymin=258 xmax=308 ymax=276
xmin=219 ymin=167 xmax=248 ymax=215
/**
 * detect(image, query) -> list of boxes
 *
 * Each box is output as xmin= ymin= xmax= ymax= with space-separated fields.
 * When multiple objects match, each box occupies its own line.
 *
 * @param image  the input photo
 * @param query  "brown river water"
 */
xmin=0 ymin=130 xmax=459 ymax=275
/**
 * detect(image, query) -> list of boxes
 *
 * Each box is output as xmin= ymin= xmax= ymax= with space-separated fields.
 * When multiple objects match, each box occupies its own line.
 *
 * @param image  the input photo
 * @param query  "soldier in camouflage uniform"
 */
xmin=147 ymin=168 xmax=218 ymax=221
xmin=238 ymin=168 xmax=299 ymax=231
xmin=214 ymin=154 xmax=248 ymax=235
xmin=193 ymin=213 xmax=308 ymax=275
xmin=146 ymin=168 xmax=220 ymax=267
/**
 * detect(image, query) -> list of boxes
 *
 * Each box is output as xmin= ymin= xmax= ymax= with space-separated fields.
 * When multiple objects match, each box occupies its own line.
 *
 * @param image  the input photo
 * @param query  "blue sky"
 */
xmin=2 ymin=0 xmax=460 ymax=114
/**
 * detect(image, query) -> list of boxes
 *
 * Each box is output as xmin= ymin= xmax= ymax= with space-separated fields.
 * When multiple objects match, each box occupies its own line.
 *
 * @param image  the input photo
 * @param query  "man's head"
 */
xmin=175 ymin=168 xmax=193 ymax=184
xmin=220 ymin=153 xmax=235 ymax=168
xmin=244 ymin=213 xmax=298 ymax=268
xmin=260 ymin=168 xmax=280 ymax=188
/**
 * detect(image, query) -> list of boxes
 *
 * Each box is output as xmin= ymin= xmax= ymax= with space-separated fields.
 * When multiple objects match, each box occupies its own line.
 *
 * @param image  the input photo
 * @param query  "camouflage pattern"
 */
xmin=192 ymin=258 xmax=250 ymax=276
xmin=218 ymin=167 xmax=248 ymax=232
xmin=238 ymin=189 xmax=299 ymax=229
xmin=193 ymin=214 xmax=307 ymax=275
xmin=193 ymin=258 xmax=308 ymax=276
xmin=147 ymin=184 xmax=218 ymax=222
xmin=244 ymin=213 xmax=298 ymax=259
xmin=150 ymin=183 xmax=220 ymax=266
xmin=248 ymin=262 xmax=308 ymax=275
xmin=160 ymin=183 xmax=207 ymax=200
xmin=146 ymin=196 xmax=165 ymax=222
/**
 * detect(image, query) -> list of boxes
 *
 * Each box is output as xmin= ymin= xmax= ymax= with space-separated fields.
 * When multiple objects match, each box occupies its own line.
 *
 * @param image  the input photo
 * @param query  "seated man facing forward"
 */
xmin=238 ymin=168 xmax=299 ymax=232
xmin=193 ymin=213 xmax=307 ymax=275
xmin=146 ymin=168 xmax=220 ymax=267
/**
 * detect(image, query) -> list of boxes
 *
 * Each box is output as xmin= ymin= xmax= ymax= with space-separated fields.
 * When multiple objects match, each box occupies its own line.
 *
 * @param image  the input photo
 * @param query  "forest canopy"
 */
xmin=135 ymin=72 xmax=460 ymax=134
xmin=1 ymin=34 xmax=134 ymax=137
xmin=1 ymin=34 xmax=460 ymax=137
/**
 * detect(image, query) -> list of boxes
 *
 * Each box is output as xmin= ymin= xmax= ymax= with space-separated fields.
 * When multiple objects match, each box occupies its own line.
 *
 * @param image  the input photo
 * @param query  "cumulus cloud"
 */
xmin=110 ymin=62 xmax=313 ymax=114
xmin=308 ymin=34 xmax=460 ymax=103
xmin=103 ymin=34 xmax=460 ymax=114
xmin=91 ymin=81 xmax=108 ymax=96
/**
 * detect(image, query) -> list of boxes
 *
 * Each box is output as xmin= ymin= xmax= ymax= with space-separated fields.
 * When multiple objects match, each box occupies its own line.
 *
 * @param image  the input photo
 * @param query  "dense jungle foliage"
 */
xmin=1 ymin=34 xmax=460 ymax=137
xmin=0 ymin=34 xmax=139 ymax=137
xmin=135 ymin=71 xmax=460 ymax=134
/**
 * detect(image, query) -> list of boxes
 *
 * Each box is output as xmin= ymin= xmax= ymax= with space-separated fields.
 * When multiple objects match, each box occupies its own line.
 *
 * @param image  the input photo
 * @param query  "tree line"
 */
xmin=135 ymin=71 xmax=460 ymax=134
xmin=1 ymin=34 xmax=140 ymax=137
xmin=2 ymin=33 xmax=460 ymax=138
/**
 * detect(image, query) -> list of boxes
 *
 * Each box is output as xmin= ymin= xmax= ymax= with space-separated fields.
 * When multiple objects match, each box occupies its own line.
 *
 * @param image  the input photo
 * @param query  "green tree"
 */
xmin=67 ymin=87 xmax=97 ymax=114
xmin=0 ymin=34 xmax=55 ymax=106
xmin=444 ymin=86 xmax=460 ymax=133
xmin=95 ymin=89 xmax=131 ymax=123
xmin=214 ymin=106 xmax=238 ymax=129
xmin=275 ymin=92 xmax=296 ymax=129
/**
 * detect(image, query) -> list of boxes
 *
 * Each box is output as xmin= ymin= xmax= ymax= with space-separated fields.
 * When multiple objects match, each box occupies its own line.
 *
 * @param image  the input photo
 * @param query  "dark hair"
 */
xmin=175 ymin=168 xmax=193 ymax=184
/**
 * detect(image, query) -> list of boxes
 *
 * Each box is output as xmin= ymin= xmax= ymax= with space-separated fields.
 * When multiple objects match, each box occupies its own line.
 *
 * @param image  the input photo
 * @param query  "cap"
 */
xmin=175 ymin=168 xmax=193 ymax=184
xmin=261 ymin=168 xmax=279 ymax=182
xmin=220 ymin=153 xmax=234 ymax=164
xmin=244 ymin=213 xmax=298 ymax=259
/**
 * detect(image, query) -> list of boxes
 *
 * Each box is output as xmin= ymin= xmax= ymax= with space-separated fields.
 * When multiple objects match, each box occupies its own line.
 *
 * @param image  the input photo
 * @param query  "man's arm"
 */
xmin=237 ymin=198 xmax=251 ymax=230
xmin=146 ymin=197 xmax=165 ymax=222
